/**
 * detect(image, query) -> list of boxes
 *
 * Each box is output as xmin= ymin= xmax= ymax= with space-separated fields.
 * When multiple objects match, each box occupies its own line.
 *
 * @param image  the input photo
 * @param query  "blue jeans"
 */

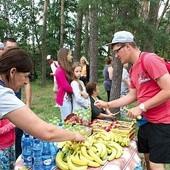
xmin=59 ymin=99 xmax=72 ymax=121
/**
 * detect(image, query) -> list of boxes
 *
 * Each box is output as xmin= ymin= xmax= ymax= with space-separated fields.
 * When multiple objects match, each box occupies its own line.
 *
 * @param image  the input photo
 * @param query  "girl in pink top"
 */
xmin=0 ymin=119 xmax=15 ymax=170
xmin=55 ymin=48 xmax=74 ymax=121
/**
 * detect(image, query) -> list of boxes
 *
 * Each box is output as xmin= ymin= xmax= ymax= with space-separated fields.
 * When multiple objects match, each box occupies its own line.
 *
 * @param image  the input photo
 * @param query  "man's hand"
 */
xmin=94 ymin=100 xmax=107 ymax=108
xmin=126 ymin=106 xmax=143 ymax=119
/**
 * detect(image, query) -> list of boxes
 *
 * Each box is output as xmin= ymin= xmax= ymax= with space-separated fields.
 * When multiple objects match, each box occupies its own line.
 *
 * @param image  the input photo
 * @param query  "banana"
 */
xmin=71 ymin=142 xmax=81 ymax=151
xmin=99 ymin=132 xmax=110 ymax=141
xmin=62 ymin=145 xmax=70 ymax=152
xmin=118 ymin=135 xmax=123 ymax=143
xmin=108 ymin=141 xmax=122 ymax=149
xmin=114 ymin=134 xmax=119 ymax=143
xmin=115 ymin=149 xmax=123 ymax=158
xmin=108 ymin=141 xmax=123 ymax=159
xmin=93 ymin=143 xmax=102 ymax=157
xmin=101 ymin=149 xmax=108 ymax=160
xmin=93 ymin=129 xmax=105 ymax=133
xmin=71 ymin=152 xmax=88 ymax=166
xmin=81 ymin=146 xmax=94 ymax=161
xmin=88 ymin=149 xmax=105 ymax=165
xmin=91 ymin=146 xmax=98 ymax=153
xmin=102 ymin=131 xmax=111 ymax=141
xmin=107 ymin=147 xmax=117 ymax=161
xmin=79 ymin=152 xmax=101 ymax=168
xmin=98 ymin=133 xmax=106 ymax=141
xmin=99 ymin=142 xmax=107 ymax=159
xmin=108 ymin=131 xmax=114 ymax=141
xmin=55 ymin=151 xmax=69 ymax=170
xmin=125 ymin=137 xmax=130 ymax=146
xmin=58 ymin=141 xmax=67 ymax=149
xmin=67 ymin=154 xmax=87 ymax=170
xmin=121 ymin=141 xmax=125 ymax=147
xmin=106 ymin=146 xmax=112 ymax=155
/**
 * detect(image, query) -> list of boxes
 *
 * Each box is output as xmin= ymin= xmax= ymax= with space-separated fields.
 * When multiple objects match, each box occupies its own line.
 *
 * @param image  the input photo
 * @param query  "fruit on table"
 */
xmin=55 ymin=129 xmax=125 ymax=170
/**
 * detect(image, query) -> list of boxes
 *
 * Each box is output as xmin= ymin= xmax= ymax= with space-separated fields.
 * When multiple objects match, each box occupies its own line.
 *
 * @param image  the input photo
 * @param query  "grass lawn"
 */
xmin=22 ymin=79 xmax=170 ymax=170
xmin=23 ymin=79 xmax=108 ymax=122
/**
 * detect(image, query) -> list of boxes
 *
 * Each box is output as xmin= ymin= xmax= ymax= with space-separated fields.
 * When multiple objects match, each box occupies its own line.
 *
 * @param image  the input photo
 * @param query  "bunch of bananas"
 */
xmin=93 ymin=129 xmax=131 ymax=147
xmin=55 ymin=129 xmax=124 ymax=170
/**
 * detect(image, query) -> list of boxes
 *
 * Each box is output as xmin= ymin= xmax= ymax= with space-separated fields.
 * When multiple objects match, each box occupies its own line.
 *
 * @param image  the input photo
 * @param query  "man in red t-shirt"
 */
xmin=95 ymin=31 xmax=170 ymax=170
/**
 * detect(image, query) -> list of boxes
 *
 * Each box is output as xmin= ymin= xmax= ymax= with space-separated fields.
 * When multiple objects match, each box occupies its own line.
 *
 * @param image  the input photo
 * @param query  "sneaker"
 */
xmin=54 ymin=104 xmax=59 ymax=107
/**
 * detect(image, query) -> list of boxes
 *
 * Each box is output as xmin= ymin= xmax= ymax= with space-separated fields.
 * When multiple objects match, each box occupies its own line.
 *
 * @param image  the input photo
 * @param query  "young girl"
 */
xmin=71 ymin=62 xmax=90 ymax=113
xmin=80 ymin=56 xmax=89 ymax=85
xmin=55 ymin=48 xmax=74 ymax=121
xmin=0 ymin=119 xmax=15 ymax=170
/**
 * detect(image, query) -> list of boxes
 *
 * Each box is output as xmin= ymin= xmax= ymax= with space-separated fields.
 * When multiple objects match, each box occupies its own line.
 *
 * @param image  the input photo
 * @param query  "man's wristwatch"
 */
xmin=139 ymin=103 xmax=147 ymax=112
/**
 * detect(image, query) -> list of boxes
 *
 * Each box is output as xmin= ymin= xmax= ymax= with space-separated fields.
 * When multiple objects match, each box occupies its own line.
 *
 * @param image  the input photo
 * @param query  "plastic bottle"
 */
xmin=50 ymin=142 xmax=58 ymax=169
xmin=22 ymin=132 xmax=32 ymax=168
xmin=42 ymin=141 xmax=53 ymax=170
xmin=32 ymin=138 xmax=43 ymax=170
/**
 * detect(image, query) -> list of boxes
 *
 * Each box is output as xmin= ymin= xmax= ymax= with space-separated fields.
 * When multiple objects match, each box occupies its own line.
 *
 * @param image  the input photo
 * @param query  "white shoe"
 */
xmin=54 ymin=104 xmax=59 ymax=107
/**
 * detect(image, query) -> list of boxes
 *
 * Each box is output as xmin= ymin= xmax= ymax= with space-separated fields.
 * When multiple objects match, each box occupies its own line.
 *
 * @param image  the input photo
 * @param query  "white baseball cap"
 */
xmin=106 ymin=31 xmax=134 ymax=46
xmin=46 ymin=55 xmax=51 ymax=60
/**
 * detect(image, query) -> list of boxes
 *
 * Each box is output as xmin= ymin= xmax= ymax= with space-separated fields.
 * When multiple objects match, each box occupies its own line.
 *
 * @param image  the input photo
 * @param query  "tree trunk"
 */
xmin=74 ymin=8 xmax=83 ymax=62
xmin=143 ymin=0 xmax=160 ymax=51
xmin=89 ymin=4 xmax=98 ymax=82
xmin=156 ymin=0 xmax=170 ymax=30
xmin=84 ymin=11 xmax=89 ymax=58
xmin=60 ymin=0 xmax=64 ymax=48
xmin=41 ymin=0 xmax=49 ymax=87
xmin=110 ymin=55 xmax=123 ymax=114
xmin=30 ymin=0 xmax=36 ymax=81
xmin=2 ymin=0 xmax=10 ymax=35
xmin=147 ymin=0 xmax=160 ymax=26
xmin=141 ymin=0 xmax=149 ymax=20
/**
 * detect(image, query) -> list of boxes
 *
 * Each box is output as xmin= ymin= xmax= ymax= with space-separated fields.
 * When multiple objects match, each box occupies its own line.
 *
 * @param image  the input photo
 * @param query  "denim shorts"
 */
xmin=137 ymin=122 xmax=170 ymax=163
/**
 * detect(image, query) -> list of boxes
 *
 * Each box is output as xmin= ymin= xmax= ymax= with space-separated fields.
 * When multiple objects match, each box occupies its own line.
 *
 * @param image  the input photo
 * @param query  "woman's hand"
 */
xmin=72 ymin=132 xmax=85 ymax=142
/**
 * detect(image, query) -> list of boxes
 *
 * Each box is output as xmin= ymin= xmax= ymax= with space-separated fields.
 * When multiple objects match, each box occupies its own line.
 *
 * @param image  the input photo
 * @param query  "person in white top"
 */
xmin=71 ymin=62 xmax=90 ymax=113
xmin=46 ymin=55 xmax=59 ymax=106
xmin=121 ymin=63 xmax=130 ymax=96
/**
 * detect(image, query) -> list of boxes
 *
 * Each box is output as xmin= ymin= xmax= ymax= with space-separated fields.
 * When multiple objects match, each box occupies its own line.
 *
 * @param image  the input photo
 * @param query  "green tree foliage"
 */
xmin=0 ymin=0 xmax=170 ymax=82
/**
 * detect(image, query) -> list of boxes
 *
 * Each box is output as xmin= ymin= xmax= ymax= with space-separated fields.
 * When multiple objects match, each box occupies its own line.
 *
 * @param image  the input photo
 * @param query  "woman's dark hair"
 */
xmin=86 ymin=81 xmax=97 ymax=96
xmin=0 ymin=47 xmax=33 ymax=81
xmin=104 ymin=56 xmax=112 ymax=65
xmin=57 ymin=48 xmax=73 ymax=83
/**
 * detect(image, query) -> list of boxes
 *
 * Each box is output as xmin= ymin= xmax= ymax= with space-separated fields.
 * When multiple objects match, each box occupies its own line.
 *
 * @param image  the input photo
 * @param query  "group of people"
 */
xmin=0 ymin=42 xmax=85 ymax=169
xmin=47 ymin=49 xmax=115 ymax=123
xmin=1 ymin=30 xmax=170 ymax=170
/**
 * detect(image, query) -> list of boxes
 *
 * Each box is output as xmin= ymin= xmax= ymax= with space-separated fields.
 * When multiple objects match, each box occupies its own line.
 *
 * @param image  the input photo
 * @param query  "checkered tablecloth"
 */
xmin=15 ymin=140 xmax=141 ymax=170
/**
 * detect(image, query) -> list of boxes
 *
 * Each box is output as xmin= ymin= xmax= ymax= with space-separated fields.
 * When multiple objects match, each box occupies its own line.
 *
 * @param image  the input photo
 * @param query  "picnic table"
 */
xmin=15 ymin=140 xmax=142 ymax=170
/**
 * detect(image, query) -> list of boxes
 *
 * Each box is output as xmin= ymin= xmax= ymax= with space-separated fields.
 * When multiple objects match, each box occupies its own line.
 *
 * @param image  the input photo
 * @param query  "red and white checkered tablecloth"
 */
xmin=15 ymin=140 xmax=141 ymax=170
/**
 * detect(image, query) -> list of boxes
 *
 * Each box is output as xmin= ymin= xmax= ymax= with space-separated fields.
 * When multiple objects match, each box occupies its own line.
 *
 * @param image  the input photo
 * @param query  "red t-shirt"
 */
xmin=130 ymin=52 xmax=170 ymax=123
